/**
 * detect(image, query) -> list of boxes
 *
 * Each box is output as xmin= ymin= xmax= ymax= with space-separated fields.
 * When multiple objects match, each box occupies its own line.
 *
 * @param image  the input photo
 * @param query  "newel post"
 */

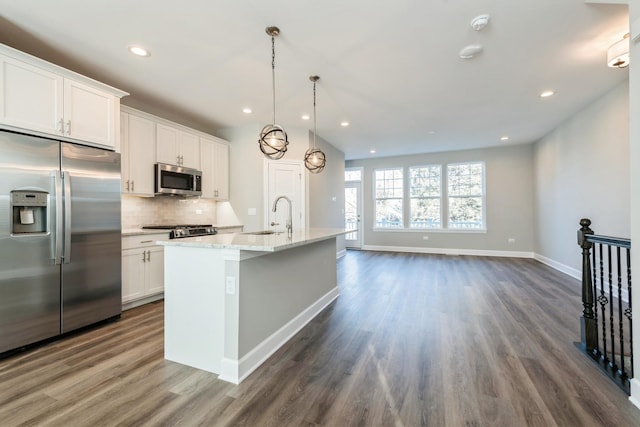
xmin=578 ymin=218 xmax=596 ymax=353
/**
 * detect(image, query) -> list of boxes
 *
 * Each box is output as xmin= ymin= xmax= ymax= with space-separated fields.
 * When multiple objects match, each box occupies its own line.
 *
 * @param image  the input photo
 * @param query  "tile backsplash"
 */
xmin=122 ymin=195 xmax=218 ymax=229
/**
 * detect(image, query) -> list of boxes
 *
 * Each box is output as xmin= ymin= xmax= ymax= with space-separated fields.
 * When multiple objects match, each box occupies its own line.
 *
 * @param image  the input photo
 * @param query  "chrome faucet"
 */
xmin=272 ymin=195 xmax=293 ymax=236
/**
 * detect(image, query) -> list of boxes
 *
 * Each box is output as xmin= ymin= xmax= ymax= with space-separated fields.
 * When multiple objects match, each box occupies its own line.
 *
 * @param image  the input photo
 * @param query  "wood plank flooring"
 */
xmin=2 ymin=251 xmax=640 ymax=426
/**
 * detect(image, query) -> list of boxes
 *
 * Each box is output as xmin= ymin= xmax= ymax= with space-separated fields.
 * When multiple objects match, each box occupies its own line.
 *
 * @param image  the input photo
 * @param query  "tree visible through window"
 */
xmin=374 ymin=168 xmax=403 ymax=228
xmin=409 ymin=165 xmax=441 ymax=228
xmin=447 ymin=162 xmax=484 ymax=229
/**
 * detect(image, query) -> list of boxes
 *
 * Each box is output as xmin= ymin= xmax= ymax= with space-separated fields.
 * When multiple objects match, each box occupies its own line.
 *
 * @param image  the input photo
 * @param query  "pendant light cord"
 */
xmin=271 ymin=35 xmax=276 ymax=124
xmin=313 ymin=80 xmax=317 ymax=148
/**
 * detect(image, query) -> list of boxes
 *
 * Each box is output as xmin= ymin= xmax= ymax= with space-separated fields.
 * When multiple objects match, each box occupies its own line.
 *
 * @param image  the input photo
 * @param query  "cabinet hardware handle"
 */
xmin=58 ymin=118 xmax=65 ymax=134
xmin=126 ymin=180 xmax=130 ymax=192
xmin=142 ymin=252 xmax=146 ymax=263
xmin=66 ymin=120 xmax=72 ymax=135
xmin=140 ymin=240 xmax=153 ymax=243
xmin=131 ymin=180 xmax=135 ymax=192
xmin=146 ymin=250 xmax=151 ymax=262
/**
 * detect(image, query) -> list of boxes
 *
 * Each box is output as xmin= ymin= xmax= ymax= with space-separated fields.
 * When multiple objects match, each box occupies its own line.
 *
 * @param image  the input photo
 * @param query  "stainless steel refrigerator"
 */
xmin=0 ymin=130 xmax=122 ymax=354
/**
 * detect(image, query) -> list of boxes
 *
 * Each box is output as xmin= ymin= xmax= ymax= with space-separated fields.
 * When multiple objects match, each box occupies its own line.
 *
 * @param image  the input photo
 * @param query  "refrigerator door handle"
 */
xmin=63 ymin=171 xmax=71 ymax=264
xmin=53 ymin=170 xmax=63 ymax=265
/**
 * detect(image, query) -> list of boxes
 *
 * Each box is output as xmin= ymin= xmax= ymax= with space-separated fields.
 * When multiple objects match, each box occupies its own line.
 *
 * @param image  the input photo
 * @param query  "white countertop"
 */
xmin=157 ymin=228 xmax=348 ymax=252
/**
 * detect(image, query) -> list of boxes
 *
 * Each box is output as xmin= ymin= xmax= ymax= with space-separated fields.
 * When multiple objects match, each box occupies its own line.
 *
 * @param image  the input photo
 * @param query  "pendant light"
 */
xmin=259 ymin=26 xmax=289 ymax=160
xmin=304 ymin=75 xmax=326 ymax=173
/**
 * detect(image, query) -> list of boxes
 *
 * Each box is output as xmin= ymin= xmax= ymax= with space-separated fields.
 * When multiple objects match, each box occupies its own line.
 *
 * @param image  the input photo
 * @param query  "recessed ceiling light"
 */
xmin=540 ymin=90 xmax=555 ymax=98
xmin=340 ymin=121 xmax=350 ymax=127
xmin=428 ymin=130 xmax=436 ymax=135
xmin=370 ymin=149 xmax=376 ymax=154
xmin=301 ymin=114 xmax=310 ymax=120
xmin=242 ymin=107 xmax=252 ymax=114
xmin=500 ymin=136 xmax=509 ymax=141
xmin=459 ymin=44 xmax=483 ymax=59
xmin=128 ymin=45 xmax=150 ymax=57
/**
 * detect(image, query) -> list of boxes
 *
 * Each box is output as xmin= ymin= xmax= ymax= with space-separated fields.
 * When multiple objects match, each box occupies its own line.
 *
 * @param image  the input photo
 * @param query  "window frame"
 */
xmin=373 ymin=167 xmax=404 ymax=229
xmin=446 ymin=161 xmax=486 ymax=230
xmin=408 ymin=164 xmax=442 ymax=229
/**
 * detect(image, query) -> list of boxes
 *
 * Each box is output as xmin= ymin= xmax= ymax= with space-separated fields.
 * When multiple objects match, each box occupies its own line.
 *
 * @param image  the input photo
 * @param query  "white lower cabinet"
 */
xmin=122 ymin=234 xmax=167 ymax=309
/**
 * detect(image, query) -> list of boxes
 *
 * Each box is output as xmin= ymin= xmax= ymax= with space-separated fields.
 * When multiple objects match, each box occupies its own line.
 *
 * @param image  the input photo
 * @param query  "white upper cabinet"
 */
xmin=156 ymin=123 xmax=200 ymax=169
xmin=200 ymin=136 xmax=229 ymax=200
xmin=121 ymin=110 xmax=156 ymax=196
xmin=0 ymin=44 xmax=127 ymax=150
xmin=0 ymin=55 xmax=63 ymax=135
xmin=63 ymin=79 xmax=116 ymax=147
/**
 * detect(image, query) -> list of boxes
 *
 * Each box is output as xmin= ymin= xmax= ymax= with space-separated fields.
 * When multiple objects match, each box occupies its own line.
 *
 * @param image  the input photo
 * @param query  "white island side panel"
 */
xmin=164 ymin=246 xmax=226 ymax=373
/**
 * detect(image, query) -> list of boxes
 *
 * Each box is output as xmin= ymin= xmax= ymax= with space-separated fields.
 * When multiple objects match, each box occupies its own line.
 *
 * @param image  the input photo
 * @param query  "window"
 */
xmin=447 ymin=162 xmax=485 ymax=229
xmin=374 ymin=168 xmax=403 ymax=228
xmin=409 ymin=165 xmax=441 ymax=228
xmin=345 ymin=169 xmax=362 ymax=182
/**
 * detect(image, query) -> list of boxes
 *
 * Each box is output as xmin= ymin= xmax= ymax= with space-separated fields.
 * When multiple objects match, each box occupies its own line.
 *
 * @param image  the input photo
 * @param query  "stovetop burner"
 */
xmin=142 ymin=224 xmax=217 ymax=239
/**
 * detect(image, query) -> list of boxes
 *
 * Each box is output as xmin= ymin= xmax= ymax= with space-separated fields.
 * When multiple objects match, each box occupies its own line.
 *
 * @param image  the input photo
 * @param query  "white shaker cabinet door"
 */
xmin=122 ymin=249 xmax=146 ymax=303
xmin=63 ymin=78 xmax=117 ymax=148
xmin=156 ymin=123 xmax=179 ymax=165
xmin=0 ymin=55 xmax=64 ymax=135
xmin=178 ymin=131 xmax=200 ymax=169
xmin=213 ymin=141 xmax=229 ymax=200
xmin=145 ymin=246 xmax=165 ymax=295
xmin=127 ymin=113 xmax=156 ymax=196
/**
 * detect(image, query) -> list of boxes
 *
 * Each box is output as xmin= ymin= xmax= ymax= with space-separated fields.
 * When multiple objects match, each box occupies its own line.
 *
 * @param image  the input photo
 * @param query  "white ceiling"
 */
xmin=0 ymin=0 xmax=629 ymax=160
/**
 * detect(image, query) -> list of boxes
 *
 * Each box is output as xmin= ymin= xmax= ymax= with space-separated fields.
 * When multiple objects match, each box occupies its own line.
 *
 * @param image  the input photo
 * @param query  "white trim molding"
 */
xmin=219 ymin=287 xmax=339 ymax=384
xmin=533 ymin=253 xmax=580 ymax=280
xmin=362 ymin=245 xmax=533 ymax=258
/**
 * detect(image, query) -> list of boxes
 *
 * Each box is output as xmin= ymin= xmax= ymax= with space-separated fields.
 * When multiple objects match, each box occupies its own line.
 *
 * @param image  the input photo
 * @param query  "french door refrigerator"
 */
xmin=0 ymin=130 xmax=122 ymax=354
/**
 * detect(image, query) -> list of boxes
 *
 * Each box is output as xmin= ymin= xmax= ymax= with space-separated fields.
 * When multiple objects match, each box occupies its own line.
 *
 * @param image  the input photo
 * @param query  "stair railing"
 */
xmin=578 ymin=218 xmax=632 ymax=394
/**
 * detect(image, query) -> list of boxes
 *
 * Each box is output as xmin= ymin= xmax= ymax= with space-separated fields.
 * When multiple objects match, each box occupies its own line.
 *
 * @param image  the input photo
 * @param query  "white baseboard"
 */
xmin=218 ymin=286 xmax=340 ymax=384
xmin=122 ymin=293 xmax=164 ymax=311
xmin=336 ymin=249 xmax=347 ymax=259
xmin=361 ymin=244 xmax=534 ymax=259
xmin=533 ymin=253 xmax=580 ymax=280
xmin=631 ymin=379 xmax=640 ymax=410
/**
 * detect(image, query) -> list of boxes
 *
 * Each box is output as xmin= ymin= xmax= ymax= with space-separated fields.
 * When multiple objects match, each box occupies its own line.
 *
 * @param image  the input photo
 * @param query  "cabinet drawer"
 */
xmin=122 ymin=233 xmax=169 ymax=250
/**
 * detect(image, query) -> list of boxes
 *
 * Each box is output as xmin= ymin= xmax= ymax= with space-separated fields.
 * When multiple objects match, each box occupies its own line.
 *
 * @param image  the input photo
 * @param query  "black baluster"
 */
xmin=608 ymin=245 xmax=617 ymax=372
xmin=599 ymin=243 xmax=609 ymax=366
xmin=626 ymin=247 xmax=633 ymax=378
xmin=617 ymin=246 xmax=625 ymax=378
xmin=578 ymin=219 xmax=596 ymax=354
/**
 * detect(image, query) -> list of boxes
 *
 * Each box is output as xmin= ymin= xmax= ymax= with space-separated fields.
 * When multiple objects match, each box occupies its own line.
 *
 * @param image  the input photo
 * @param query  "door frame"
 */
xmin=345 ymin=168 xmax=363 ymax=249
xmin=263 ymin=159 xmax=307 ymax=231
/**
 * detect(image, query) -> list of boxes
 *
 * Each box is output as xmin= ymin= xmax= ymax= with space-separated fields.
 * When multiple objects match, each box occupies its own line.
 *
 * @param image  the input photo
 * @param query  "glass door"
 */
xmin=345 ymin=181 xmax=362 ymax=248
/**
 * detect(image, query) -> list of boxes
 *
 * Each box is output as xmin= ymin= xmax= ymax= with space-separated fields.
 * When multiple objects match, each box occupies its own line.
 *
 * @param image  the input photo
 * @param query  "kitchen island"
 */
xmin=158 ymin=228 xmax=347 ymax=384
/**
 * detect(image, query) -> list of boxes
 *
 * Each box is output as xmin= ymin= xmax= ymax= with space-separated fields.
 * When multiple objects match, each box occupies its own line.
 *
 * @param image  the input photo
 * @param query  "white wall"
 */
xmin=346 ymin=143 xmax=535 ymax=255
xmin=627 ymin=0 xmax=640 ymax=409
xmin=533 ymin=79 xmax=630 ymax=274
xmin=219 ymin=125 xmax=345 ymax=247
xmin=308 ymin=131 xmax=346 ymax=253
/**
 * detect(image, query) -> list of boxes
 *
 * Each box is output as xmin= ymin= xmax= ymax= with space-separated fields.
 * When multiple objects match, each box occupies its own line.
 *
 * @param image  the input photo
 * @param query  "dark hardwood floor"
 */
xmin=2 ymin=250 xmax=640 ymax=426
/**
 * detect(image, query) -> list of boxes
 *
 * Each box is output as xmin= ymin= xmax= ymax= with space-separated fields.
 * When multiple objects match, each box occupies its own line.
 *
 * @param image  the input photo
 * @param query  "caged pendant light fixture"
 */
xmin=304 ymin=75 xmax=326 ymax=173
xmin=259 ymin=26 xmax=289 ymax=160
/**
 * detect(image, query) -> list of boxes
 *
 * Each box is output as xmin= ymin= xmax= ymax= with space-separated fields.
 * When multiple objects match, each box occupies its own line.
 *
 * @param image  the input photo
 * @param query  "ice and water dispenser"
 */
xmin=11 ymin=190 xmax=48 ymax=235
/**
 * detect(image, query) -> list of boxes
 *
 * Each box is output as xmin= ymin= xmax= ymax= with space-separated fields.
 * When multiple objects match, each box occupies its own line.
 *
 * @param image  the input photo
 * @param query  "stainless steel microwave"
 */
xmin=154 ymin=163 xmax=202 ymax=196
